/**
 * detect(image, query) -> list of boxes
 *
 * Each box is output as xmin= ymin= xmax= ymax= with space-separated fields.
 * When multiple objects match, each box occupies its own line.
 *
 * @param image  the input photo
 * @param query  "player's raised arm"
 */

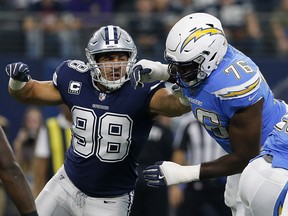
xmin=6 ymin=62 xmax=63 ymax=105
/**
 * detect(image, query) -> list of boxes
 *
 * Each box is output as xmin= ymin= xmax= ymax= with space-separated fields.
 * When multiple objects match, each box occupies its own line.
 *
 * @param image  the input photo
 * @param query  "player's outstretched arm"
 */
xmin=144 ymin=99 xmax=263 ymax=187
xmin=5 ymin=62 xmax=62 ymax=105
xmin=149 ymin=87 xmax=191 ymax=117
xmin=0 ymin=126 xmax=38 ymax=216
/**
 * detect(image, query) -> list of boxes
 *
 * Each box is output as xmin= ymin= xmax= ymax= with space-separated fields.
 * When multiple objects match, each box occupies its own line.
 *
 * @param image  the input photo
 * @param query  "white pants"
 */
xmin=239 ymin=157 xmax=288 ymax=216
xmin=35 ymin=166 xmax=134 ymax=216
xmin=224 ymin=173 xmax=244 ymax=216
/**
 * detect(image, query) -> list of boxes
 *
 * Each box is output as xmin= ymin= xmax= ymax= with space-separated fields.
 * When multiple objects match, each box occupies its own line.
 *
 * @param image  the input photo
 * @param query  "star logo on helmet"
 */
xmin=180 ymin=27 xmax=224 ymax=53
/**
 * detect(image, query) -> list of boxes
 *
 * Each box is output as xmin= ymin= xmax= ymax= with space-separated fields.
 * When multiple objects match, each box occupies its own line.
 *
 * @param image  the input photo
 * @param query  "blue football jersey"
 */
xmin=52 ymin=59 xmax=165 ymax=197
xmin=258 ymin=115 xmax=288 ymax=170
xmin=182 ymin=45 xmax=287 ymax=153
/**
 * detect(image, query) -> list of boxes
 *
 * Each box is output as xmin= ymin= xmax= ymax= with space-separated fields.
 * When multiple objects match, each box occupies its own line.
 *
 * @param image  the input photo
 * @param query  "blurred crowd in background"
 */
xmin=0 ymin=0 xmax=288 ymax=60
xmin=1 ymin=0 xmax=288 ymax=215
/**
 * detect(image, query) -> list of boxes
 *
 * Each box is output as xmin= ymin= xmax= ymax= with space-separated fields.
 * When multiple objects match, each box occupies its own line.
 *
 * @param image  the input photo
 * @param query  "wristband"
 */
xmin=156 ymin=63 xmax=170 ymax=81
xmin=21 ymin=210 xmax=38 ymax=216
xmin=9 ymin=78 xmax=27 ymax=90
xmin=178 ymin=164 xmax=201 ymax=183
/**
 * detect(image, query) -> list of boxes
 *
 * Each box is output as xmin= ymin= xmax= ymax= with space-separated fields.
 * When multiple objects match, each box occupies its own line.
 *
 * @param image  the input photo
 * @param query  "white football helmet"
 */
xmin=86 ymin=25 xmax=137 ymax=91
xmin=165 ymin=13 xmax=228 ymax=88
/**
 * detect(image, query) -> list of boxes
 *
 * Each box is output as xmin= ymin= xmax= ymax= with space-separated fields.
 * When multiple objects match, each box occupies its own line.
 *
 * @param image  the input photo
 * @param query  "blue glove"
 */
xmin=142 ymin=161 xmax=166 ymax=187
xmin=130 ymin=65 xmax=151 ymax=89
xmin=5 ymin=62 xmax=31 ymax=82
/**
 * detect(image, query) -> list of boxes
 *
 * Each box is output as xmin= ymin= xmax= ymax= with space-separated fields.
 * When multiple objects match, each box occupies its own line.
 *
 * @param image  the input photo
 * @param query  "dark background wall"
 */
xmin=0 ymin=57 xmax=63 ymax=142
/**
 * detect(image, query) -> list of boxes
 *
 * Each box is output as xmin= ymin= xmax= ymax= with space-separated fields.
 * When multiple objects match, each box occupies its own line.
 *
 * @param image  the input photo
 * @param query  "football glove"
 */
xmin=130 ymin=59 xmax=169 ymax=89
xmin=143 ymin=161 xmax=201 ymax=187
xmin=171 ymin=84 xmax=190 ymax=106
xmin=5 ymin=62 xmax=31 ymax=82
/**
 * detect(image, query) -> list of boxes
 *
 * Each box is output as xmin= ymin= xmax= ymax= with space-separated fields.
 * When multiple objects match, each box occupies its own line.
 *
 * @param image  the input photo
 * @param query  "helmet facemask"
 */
xmin=167 ymin=54 xmax=206 ymax=88
xmin=86 ymin=25 xmax=137 ymax=91
xmin=87 ymin=51 xmax=135 ymax=91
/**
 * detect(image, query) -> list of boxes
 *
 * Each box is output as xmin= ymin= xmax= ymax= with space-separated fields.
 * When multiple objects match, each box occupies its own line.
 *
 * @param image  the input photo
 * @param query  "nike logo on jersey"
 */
xmin=248 ymin=93 xmax=258 ymax=101
xmin=158 ymin=175 xmax=165 ymax=180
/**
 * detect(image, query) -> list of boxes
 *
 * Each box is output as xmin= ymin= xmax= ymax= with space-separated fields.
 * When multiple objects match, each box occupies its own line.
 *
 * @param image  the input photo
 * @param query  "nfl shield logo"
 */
xmin=99 ymin=93 xmax=106 ymax=101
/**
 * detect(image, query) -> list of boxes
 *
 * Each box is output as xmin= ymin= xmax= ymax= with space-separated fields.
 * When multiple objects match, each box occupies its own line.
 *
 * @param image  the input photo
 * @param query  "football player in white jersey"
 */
xmin=239 ymin=114 xmax=288 ymax=216
xmin=5 ymin=26 xmax=190 ymax=216
xmin=130 ymin=13 xmax=288 ymax=216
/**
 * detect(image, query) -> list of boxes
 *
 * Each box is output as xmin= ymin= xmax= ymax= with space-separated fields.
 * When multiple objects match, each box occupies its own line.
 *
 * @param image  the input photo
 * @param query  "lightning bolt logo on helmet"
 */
xmin=180 ymin=27 xmax=224 ymax=53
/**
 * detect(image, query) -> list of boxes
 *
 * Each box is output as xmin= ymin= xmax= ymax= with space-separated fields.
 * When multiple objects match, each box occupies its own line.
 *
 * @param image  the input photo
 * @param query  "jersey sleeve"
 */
xmin=213 ymin=69 xmax=264 ymax=118
xmin=143 ymin=81 xmax=166 ymax=112
xmin=52 ymin=60 xmax=70 ymax=87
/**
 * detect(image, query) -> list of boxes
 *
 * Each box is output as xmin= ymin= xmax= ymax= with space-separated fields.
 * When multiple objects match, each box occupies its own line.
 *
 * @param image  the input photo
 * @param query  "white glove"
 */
xmin=143 ymin=161 xmax=201 ymax=187
xmin=130 ymin=59 xmax=169 ymax=89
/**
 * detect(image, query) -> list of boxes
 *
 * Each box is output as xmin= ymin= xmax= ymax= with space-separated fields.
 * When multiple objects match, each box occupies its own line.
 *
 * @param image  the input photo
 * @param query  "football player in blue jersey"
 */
xmin=130 ymin=13 xmax=288 ymax=215
xmin=5 ymin=25 xmax=191 ymax=216
xmin=0 ymin=126 xmax=38 ymax=216
xmin=239 ymin=114 xmax=288 ymax=216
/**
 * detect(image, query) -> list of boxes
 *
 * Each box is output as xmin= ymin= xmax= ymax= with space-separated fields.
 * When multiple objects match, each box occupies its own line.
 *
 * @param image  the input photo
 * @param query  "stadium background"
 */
xmin=0 ymin=5 xmax=287 ymax=143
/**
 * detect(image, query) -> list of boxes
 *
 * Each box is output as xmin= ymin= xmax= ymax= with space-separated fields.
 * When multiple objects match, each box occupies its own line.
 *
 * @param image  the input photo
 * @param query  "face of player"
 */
xmin=170 ymin=62 xmax=199 ymax=84
xmin=97 ymin=52 xmax=129 ymax=81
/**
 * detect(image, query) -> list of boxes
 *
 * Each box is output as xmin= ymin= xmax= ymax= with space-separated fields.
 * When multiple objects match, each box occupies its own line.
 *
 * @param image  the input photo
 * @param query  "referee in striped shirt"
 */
xmin=169 ymin=113 xmax=231 ymax=216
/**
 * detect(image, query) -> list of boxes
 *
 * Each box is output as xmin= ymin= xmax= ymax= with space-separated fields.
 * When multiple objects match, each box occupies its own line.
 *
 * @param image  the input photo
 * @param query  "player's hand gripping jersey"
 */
xmin=181 ymin=45 xmax=287 ymax=153
xmin=53 ymin=59 xmax=165 ymax=197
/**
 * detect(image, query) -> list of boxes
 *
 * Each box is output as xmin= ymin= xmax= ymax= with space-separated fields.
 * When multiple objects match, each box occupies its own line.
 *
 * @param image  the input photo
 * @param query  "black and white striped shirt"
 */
xmin=173 ymin=113 xmax=227 ymax=164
